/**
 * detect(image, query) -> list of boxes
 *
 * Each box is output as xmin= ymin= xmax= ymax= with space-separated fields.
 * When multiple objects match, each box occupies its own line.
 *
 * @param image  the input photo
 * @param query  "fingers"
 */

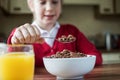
xmin=32 ymin=25 xmax=41 ymax=40
xmin=35 ymin=38 xmax=45 ymax=44
xmin=11 ymin=27 xmax=25 ymax=44
xmin=11 ymin=23 xmax=42 ymax=44
xmin=25 ymin=24 xmax=41 ymax=43
xmin=11 ymin=35 xmax=20 ymax=44
xmin=19 ymin=25 xmax=31 ymax=43
xmin=22 ymin=23 xmax=36 ymax=43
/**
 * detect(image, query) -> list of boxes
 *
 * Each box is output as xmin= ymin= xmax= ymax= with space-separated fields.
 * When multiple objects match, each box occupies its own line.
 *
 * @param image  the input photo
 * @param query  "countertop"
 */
xmin=98 ymin=49 xmax=120 ymax=53
xmin=34 ymin=64 xmax=120 ymax=80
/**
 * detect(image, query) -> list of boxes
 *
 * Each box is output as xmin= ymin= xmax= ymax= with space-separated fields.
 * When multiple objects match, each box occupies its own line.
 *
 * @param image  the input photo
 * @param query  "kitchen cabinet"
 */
xmin=64 ymin=0 xmax=114 ymax=15
xmin=0 ymin=0 xmax=101 ymax=14
xmin=98 ymin=0 xmax=114 ymax=14
xmin=63 ymin=0 xmax=120 ymax=15
xmin=102 ymin=52 xmax=120 ymax=64
xmin=0 ymin=0 xmax=119 ymax=16
xmin=64 ymin=0 xmax=116 ymax=15
xmin=0 ymin=0 xmax=1 ymax=8
xmin=115 ymin=0 xmax=120 ymax=14
xmin=95 ymin=0 xmax=120 ymax=17
xmin=64 ymin=0 xmax=100 ymax=5
xmin=0 ymin=0 xmax=31 ymax=14
xmin=0 ymin=0 xmax=9 ymax=11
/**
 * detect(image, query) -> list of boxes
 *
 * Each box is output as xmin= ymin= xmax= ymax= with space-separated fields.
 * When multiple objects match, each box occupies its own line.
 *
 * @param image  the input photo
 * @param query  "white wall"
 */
xmin=59 ymin=5 xmax=120 ymax=36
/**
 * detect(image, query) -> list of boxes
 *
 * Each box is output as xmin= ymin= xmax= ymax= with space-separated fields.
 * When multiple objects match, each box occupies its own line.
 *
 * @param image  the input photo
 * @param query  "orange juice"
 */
xmin=0 ymin=52 xmax=34 ymax=80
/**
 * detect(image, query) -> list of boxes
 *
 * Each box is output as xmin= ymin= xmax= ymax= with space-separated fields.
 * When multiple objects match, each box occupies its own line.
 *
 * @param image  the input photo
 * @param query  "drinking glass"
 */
xmin=0 ymin=44 xmax=35 ymax=80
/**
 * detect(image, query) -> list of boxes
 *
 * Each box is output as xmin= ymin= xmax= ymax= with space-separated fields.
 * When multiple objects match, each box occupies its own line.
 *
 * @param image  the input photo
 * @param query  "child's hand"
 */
xmin=11 ymin=23 xmax=44 ymax=44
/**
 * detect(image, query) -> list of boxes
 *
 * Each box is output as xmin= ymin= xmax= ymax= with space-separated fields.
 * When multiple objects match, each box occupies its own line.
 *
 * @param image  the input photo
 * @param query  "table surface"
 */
xmin=34 ymin=64 xmax=120 ymax=80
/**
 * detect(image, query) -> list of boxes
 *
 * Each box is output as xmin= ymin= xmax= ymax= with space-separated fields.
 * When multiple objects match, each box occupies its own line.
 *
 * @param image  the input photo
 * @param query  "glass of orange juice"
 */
xmin=0 ymin=44 xmax=35 ymax=80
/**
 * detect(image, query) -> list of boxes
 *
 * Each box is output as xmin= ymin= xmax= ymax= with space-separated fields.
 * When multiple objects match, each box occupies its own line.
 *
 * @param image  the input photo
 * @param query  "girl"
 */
xmin=7 ymin=0 xmax=102 ymax=67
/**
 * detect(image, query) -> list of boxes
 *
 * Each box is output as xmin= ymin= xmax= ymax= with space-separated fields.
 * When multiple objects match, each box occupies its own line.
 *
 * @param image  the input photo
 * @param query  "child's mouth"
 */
xmin=45 ymin=15 xmax=54 ymax=19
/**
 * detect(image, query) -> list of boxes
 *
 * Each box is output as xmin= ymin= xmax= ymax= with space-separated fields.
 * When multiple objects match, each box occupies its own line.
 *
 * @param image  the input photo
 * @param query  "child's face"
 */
xmin=32 ymin=0 xmax=62 ymax=26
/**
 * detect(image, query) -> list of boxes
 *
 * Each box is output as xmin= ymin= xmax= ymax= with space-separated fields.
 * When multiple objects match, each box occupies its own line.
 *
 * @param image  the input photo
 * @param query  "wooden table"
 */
xmin=34 ymin=64 xmax=120 ymax=80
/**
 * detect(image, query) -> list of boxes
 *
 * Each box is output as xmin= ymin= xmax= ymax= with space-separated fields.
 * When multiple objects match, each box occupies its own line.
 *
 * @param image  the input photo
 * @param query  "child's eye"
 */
xmin=52 ymin=0 xmax=58 ymax=4
xmin=40 ymin=1 xmax=46 ymax=5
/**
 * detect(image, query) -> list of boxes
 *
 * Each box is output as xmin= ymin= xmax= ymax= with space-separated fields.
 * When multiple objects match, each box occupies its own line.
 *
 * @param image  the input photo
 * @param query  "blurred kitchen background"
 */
xmin=0 ymin=0 xmax=120 ymax=64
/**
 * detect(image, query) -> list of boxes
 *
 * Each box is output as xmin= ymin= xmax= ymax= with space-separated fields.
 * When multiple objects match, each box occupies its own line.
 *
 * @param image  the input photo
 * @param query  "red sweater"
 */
xmin=7 ymin=24 xmax=103 ymax=67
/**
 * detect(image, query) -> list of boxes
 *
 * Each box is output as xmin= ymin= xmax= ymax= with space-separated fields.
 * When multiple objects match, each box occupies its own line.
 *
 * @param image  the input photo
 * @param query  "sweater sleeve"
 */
xmin=7 ymin=28 xmax=16 ymax=44
xmin=75 ymin=28 xmax=103 ymax=66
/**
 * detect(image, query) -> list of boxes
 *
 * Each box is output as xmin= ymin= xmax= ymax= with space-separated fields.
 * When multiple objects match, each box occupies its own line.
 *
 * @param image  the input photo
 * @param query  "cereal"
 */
xmin=46 ymin=49 xmax=87 ymax=58
xmin=57 ymin=35 xmax=76 ymax=43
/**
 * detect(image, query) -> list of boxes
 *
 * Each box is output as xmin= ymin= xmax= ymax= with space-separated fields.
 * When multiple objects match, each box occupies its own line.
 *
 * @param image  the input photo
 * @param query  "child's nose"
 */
xmin=46 ymin=3 xmax=54 ymax=11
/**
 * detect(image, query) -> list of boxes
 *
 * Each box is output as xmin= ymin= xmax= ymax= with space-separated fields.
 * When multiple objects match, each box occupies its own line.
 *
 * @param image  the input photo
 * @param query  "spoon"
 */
xmin=41 ymin=36 xmax=76 ymax=43
xmin=41 ymin=36 xmax=55 ymax=39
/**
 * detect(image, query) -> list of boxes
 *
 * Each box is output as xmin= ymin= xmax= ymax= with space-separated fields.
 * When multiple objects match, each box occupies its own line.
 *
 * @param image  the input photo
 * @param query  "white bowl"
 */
xmin=43 ymin=55 xmax=96 ymax=79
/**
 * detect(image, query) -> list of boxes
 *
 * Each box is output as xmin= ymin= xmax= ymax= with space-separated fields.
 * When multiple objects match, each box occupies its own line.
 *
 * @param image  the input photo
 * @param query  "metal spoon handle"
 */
xmin=41 ymin=37 xmax=55 ymax=39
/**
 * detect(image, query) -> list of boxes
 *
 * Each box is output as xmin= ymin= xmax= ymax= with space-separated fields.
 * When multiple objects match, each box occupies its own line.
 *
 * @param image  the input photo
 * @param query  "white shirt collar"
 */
xmin=32 ymin=21 xmax=60 ymax=37
xmin=32 ymin=21 xmax=60 ymax=47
